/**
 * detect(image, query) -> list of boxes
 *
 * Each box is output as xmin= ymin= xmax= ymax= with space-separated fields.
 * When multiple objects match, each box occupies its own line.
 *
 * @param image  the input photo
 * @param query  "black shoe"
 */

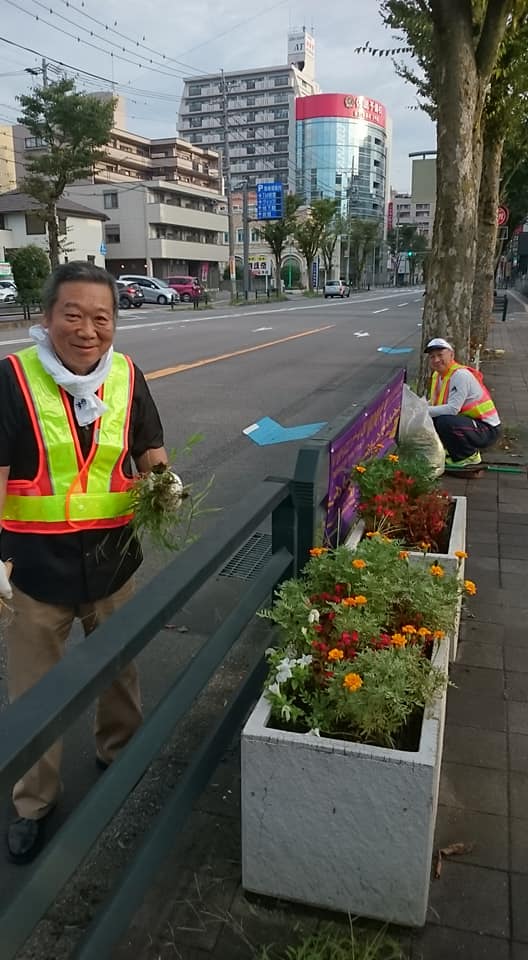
xmin=6 ymin=816 xmax=47 ymax=864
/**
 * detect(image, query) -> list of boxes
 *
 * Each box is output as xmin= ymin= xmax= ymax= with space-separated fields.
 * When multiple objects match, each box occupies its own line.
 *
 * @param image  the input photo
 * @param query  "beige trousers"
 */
xmin=5 ymin=578 xmax=142 ymax=819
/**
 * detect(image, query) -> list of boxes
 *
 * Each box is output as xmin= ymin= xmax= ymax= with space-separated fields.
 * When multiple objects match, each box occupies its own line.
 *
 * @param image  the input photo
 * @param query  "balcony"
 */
xmin=147 ymin=203 xmax=227 ymax=233
xmin=147 ymin=238 xmax=229 ymax=263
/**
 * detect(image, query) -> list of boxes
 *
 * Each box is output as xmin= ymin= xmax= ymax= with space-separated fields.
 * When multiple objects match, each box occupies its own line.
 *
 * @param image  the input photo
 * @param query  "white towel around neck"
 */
xmin=29 ymin=324 xmax=113 ymax=426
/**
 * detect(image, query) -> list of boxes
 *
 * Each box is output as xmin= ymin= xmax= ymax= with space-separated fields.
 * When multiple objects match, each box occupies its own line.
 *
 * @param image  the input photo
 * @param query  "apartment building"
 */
xmin=391 ymin=151 xmax=437 ymax=242
xmin=178 ymin=28 xmax=320 ymax=191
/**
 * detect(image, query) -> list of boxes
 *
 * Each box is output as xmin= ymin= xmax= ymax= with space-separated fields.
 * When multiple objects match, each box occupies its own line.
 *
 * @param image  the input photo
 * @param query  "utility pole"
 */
xmin=221 ymin=70 xmax=237 ymax=302
xmin=242 ymin=180 xmax=250 ymax=299
xmin=394 ymin=219 xmax=400 ymax=287
xmin=41 ymin=58 xmax=48 ymax=87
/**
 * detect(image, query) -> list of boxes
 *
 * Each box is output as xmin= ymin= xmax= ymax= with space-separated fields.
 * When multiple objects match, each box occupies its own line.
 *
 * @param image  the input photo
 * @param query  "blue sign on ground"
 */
xmin=243 ymin=416 xmax=327 ymax=446
xmin=256 ymin=182 xmax=284 ymax=220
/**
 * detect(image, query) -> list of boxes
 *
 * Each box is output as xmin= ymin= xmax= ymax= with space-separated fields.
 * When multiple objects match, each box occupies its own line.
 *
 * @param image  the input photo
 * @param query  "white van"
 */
xmin=118 ymin=275 xmax=179 ymax=305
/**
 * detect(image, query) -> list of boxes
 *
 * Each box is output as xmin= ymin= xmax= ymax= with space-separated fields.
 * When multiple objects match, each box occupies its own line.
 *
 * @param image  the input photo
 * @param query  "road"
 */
xmin=0 ymin=289 xmax=424 ymax=935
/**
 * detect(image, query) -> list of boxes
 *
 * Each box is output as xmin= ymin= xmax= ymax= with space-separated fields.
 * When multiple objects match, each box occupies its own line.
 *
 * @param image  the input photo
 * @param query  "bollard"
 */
xmin=502 ymin=294 xmax=508 ymax=322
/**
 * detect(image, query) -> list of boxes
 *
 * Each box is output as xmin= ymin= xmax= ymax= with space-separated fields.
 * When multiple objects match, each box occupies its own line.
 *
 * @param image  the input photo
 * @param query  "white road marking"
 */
xmin=397 ymin=302 xmax=409 ymax=307
xmin=242 ymin=423 xmax=259 ymax=435
xmin=372 ymin=308 xmax=389 ymax=314
xmin=253 ymin=326 xmax=273 ymax=332
xmin=354 ymin=331 xmax=370 ymax=337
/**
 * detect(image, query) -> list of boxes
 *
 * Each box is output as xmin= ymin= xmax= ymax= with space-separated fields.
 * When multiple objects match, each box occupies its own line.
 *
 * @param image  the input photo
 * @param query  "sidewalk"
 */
xmin=115 ymin=307 xmax=528 ymax=960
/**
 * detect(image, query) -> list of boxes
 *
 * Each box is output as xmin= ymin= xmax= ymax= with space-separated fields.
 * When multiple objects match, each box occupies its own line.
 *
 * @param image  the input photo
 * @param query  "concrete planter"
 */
xmin=344 ymin=496 xmax=467 ymax=661
xmin=241 ymin=636 xmax=449 ymax=927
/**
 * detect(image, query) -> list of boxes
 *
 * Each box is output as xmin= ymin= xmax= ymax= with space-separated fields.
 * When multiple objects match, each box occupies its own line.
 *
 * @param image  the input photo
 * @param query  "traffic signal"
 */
xmin=407 ymin=250 xmax=413 ymax=258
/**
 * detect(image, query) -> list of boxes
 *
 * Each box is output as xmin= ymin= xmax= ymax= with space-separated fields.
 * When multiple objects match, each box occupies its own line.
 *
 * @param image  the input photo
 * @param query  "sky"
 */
xmin=0 ymin=0 xmax=436 ymax=191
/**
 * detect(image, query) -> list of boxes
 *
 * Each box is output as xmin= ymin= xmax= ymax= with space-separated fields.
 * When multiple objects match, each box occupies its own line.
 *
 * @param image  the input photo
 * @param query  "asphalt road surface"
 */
xmin=0 ymin=288 xmax=425 ymax=946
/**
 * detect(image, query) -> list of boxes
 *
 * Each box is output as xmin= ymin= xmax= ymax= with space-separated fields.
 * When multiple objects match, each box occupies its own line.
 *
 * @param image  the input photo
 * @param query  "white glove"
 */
xmin=0 ymin=559 xmax=13 ymax=601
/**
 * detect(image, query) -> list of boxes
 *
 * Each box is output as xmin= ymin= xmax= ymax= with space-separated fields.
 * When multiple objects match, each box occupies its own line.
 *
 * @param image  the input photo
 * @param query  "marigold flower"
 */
xmin=430 ymin=564 xmax=445 ymax=577
xmin=328 ymin=648 xmax=344 ymax=661
xmin=355 ymin=465 xmax=367 ymax=474
xmin=455 ymin=550 xmax=468 ymax=560
xmin=381 ymin=535 xmax=393 ymax=543
xmin=401 ymin=624 xmax=417 ymax=634
xmin=417 ymin=627 xmax=432 ymax=637
xmin=419 ymin=541 xmax=431 ymax=552
xmin=352 ymin=558 xmax=367 ymax=569
xmin=464 ymin=579 xmax=477 ymax=595
xmin=433 ymin=629 xmax=445 ymax=640
xmin=391 ymin=633 xmax=407 ymax=647
xmin=366 ymin=531 xmax=380 ymax=538
xmin=309 ymin=547 xmax=328 ymax=557
xmin=354 ymin=595 xmax=368 ymax=605
xmin=388 ymin=454 xmax=399 ymax=463
xmin=343 ymin=672 xmax=363 ymax=692
xmin=398 ymin=550 xmax=409 ymax=560
xmin=341 ymin=597 xmax=357 ymax=607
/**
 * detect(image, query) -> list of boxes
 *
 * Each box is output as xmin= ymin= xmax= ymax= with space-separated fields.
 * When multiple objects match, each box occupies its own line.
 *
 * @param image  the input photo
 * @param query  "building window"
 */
xmin=103 ymin=192 xmax=119 ymax=209
xmin=274 ymin=74 xmax=288 ymax=86
xmin=188 ymin=101 xmax=202 ymax=112
xmin=274 ymin=108 xmax=289 ymax=119
xmin=247 ymin=144 xmax=256 ymax=155
xmin=374 ymin=137 xmax=382 ymax=145
xmin=24 ymin=136 xmax=47 ymax=149
xmin=189 ymin=84 xmax=202 ymax=96
xmin=87 ymin=255 xmax=95 ymax=264
xmin=274 ymin=92 xmax=288 ymax=103
xmin=0 ymin=214 xmax=4 ymax=229
xmin=25 ymin=213 xmax=45 ymax=235
xmin=250 ymin=229 xmax=260 ymax=242
xmin=236 ymin=228 xmax=243 ymax=243
xmin=105 ymin=226 xmax=121 ymax=243
xmin=373 ymin=159 xmax=380 ymax=167
xmin=190 ymin=117 xmax=203 ymax=128
xmin=247 ymin=96 xmax=255 ymax=106
xmin=246 ymin=79 xmax=255 ymax=90
xmin=58 ymin=216 xmax=67 ymax=236
xmin=373 ymin=182 xmax=380 ymax=189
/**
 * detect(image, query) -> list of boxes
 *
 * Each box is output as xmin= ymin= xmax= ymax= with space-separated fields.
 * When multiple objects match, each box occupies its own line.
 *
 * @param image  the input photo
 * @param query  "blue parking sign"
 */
xmin=256 ymin=182 xmax=284 ymax=220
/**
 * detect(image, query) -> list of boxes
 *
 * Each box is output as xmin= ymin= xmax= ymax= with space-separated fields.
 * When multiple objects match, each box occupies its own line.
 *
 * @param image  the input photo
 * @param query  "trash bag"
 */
xmin=398 ymin=384 xmax=445 ymax=479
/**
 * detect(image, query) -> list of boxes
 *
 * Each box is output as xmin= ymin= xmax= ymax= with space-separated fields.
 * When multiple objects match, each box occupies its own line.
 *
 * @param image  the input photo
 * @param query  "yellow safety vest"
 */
xmin=430 ymin=362 xmax=498 ymax=422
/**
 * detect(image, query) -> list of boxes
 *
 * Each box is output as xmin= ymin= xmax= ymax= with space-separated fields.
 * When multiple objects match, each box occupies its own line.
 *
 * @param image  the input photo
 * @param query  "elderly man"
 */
xmin=0 ymin=261 xmax=168 ymax=863
xmin=425 ymin=337 xmax=500 ymax=470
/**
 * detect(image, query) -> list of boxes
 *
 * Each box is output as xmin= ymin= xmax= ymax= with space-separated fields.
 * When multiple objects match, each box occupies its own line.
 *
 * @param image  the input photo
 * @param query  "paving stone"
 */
xmin=466 ymin=557 xmax=500 ymax=573
xmin=474 ymin=588 xmax=528 ymax=608
xmin=439 ymin=762 xmax=507 ymax=816
xmin=446 ymin=690 xmax=506 ymax=732
xmin=464 ymin=604 xmax=512 ymax=626
xmin=435 ymin=804 xmax=508 ymax=870
xmin=512 ymin=874 xmax=528 ymax=942
xmin=449 ymin=664 xmax=504 ymax=697
xmin=510 ymin=735 xmax=528 ymax=774
xmin=443 ymin=725 xmax=507 ymax=770
xmin=511 ymin=772 xmax=528 ymax=820
xmin=501 ymin=560 xmax=528 ymax=575
xmin=499 ymin=532 xmax=528 ymax=548
xmin=427 ymin=861 xmax=509 ymax=938
xmin=507 ymin=674 xmax=528 ymax=702
xmin=512 ymin=944 xmax=528 ymax=960
xmin=511 ymin=819 xmax=528 ymax=874
xmin=456 ymin=640 xmax=504 ymax=670
xmin=459 ymin=620 xmax=506 ymax=646
xmin=499 ymin=512 xmax=528 ymax=526
xmin=411 ymin=926 xmax=509 ymax=959
xmin=498 ymin=545 xmax=528 ymax=561
xmin=505 ymin=646 xmax=528 ymax=674
xmin=509 ymin=702 xmax=528 ymax=735
xmin=467 ymin=532 xmax=499 ymax=548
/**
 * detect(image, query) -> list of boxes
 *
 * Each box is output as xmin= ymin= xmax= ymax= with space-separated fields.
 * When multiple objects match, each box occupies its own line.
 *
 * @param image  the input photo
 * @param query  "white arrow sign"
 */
xmin=354 ymin=331 xmax=370 ymax=337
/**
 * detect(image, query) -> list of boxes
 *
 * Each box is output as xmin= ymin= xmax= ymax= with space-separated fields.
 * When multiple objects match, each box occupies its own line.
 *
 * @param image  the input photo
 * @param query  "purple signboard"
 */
xmin=325 ymin=369 xmax=405 ymax=545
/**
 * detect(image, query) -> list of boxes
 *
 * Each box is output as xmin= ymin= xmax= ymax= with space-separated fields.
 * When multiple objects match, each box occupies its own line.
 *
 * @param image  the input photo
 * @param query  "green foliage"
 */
xmin=353 ymin=450 xmax=438 ymax=500
xmin=258 ymin=922 xmax=408 ymax=959
xmin=341 ymin=218 xmax=380 ymax=286
xmin=7 ymin=244 xmax=50 ymax=305
xmin=18 ymin=79 xmax=115 ymax=267
xmin=261 ymin=537 xmax=467 ymax=747
xmin=258 ymin=194 xmax=302 ymax=295
xmin=293 ymin=198 xmax=339 ymax=289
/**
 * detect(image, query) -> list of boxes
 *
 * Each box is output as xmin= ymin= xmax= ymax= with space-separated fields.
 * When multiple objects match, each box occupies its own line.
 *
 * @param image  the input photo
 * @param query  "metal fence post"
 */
xmin=503 ymin=294 xmax=508 ymax=322
xmin=270 ymin=485 xmax=296 ymax=586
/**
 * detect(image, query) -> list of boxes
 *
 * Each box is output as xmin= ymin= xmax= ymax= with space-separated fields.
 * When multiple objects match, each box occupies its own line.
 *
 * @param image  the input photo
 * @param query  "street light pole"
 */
xmin=242 ymin=180 xmax=250 ymax=300
xmin=221 ymin=70 xmax=237 ymax=302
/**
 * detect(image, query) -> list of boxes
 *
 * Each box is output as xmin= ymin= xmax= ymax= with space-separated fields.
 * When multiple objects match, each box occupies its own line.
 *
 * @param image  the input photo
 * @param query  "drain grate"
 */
xmin=218 ymin=532 xmax=272 ymax=581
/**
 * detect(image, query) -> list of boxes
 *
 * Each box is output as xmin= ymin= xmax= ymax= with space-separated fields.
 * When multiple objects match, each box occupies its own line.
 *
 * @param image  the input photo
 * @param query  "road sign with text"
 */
xmin=256 ymin=182 xmax=284 ymax=220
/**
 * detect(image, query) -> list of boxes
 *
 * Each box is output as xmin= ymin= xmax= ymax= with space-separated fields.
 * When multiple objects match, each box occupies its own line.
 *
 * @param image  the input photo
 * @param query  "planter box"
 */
xmin=241 ymin=637 xmax=449 ymax=927
xmin=344 ymin=496 xmax=467 ymax=662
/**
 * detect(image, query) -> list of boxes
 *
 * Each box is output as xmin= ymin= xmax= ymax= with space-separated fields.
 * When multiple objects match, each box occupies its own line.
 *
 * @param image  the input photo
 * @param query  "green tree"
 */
xmin=8 ymin=244 xmax=50 ymax=318
xmin=294 ymin=198 xmax=338 ymax=291
xmin=388 ymin=223 xmax=428 ymax=284
xmin=18 ymin=79 xmax=115 ymax=269
xmin=380 ymin=0 xmax=517 ymax=371
xmin=258 ymin=194 xmax=301 ymax=298
xmin=320 ymin=214 xmax=347 ymax=282
xmin=343 ymin=218 xmax=381 ymax=287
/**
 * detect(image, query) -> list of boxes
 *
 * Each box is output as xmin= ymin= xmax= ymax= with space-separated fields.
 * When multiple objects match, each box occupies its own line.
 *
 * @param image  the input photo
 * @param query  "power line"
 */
xmin=179 ymin=0 xmax=288 ymax=59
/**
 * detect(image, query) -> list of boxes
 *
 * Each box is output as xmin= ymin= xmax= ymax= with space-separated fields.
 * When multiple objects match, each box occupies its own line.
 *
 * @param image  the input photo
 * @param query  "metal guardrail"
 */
xmin=0 ymin=477 xmax=295 ymax=959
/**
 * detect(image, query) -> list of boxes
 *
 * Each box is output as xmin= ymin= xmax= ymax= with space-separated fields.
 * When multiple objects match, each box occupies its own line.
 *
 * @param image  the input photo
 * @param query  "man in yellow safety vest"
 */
xmin=426 ymin=337 xmax=501 ymax=471
xmin=0 ymin=261 xmax=170 ymax=863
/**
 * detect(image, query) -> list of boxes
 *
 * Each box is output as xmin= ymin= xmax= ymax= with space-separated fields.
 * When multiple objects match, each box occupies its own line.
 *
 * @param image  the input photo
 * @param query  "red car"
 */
xmin=166 ymin=275 xmax=203 ymax=302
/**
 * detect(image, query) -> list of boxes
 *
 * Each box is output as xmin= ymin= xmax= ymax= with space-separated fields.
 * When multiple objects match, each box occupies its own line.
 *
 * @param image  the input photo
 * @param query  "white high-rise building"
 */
xmin=178 ymin=28 xmax=320 ymax=191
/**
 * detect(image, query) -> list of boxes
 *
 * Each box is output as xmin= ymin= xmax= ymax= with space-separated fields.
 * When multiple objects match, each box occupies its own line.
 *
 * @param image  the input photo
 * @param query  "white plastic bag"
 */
xmin=398 ymin=384 xmax=445 ymax=479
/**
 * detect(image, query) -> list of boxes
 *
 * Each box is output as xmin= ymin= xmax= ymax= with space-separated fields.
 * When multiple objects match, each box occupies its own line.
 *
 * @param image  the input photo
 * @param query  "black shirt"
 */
xmin=0 ymin=356 xmax=164 ymax=604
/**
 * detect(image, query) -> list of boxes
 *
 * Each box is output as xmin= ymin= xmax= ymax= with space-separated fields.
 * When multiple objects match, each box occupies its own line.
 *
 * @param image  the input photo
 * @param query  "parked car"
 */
xmin=0 ymin=280 xmax=17 ymax=303
xmin=324 ymin=279 xmax=350 ymax=299
xmin=166 ymin=275 xmax=203 ymax=302
xmin=118 ymin=275 xmax=179 ymax=305
xmin=116 ymin=280 xmax=144 ymax=309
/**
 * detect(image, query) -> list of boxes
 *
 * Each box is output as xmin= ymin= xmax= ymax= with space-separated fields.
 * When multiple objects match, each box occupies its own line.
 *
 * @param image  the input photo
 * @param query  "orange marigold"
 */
xmin=355 ymin=465 xmax=367 ymax=474
xmin=418 ymin=627 xmax=432 ymax=637
xmin=430 ymin=564 xmax=444 ymax=577
xmin=366 ymin=531 xmax=380 ymax=538
xmin=398 ymin=550 xmax=409 ymax=560
xmin=354 ymin=595 xmax=368 ymax=605
xmin=455 ymin=550 xmax=468 ymax=560
xmin=352 ymin=558 xmax=367 ymax=569
xmin=309 ymin=547 xmax=328 ymax=557
xmin=419 ymin=541 xmax=431 ymax=552
xmin=388 ymin=454 xmax=399 ymax=463
xmin=391 ymin=633 xmax=407 ymax=647
xmin=328 ymin=648 xmax=344 ymax=661
xmin=401 ymin=624 xmax=417 ymax=634
xmin=464 ymin=579 xmax=477 ymax=596
xmin=341 ymin=597 xmax=357 ymax=607
xmin=433 ymin=629 xmax=445 ymax=640
xmin=343 ymin=672 xmax=363 ymax=692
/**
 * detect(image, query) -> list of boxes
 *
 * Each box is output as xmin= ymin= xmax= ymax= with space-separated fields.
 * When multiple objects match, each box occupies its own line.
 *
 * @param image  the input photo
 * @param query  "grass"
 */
xmin=257 ymin=923 xmax=409 ymax=960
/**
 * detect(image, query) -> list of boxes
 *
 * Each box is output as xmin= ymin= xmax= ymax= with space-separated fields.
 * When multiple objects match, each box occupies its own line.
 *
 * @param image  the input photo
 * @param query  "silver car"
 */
xmin=118 ymin=275 xmax=179 ymax=305
xmin=0 ymin=279 xmax=17 ymax=302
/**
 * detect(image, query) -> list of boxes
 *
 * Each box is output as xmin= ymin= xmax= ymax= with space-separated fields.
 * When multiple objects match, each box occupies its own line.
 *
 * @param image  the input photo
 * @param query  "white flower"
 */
xmin=307 ymin=728 xmax=321 ymax=737
xmin=275 ymin=658 xmax=294 ymax=683
xmin=297 ymin=654 xmax=313 ymax=667
xmin=308 ymin=608 xmax=320 ymax=624
xmin=281 ymin=703 xmax=292 ymax=722
xmin=267 ymin=681 xmax=281 ymax=696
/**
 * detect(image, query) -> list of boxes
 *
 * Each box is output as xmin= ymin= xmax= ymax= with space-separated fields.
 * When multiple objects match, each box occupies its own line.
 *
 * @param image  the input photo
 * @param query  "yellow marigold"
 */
xmin=382 ymin=535 xmax=394 ymax=543
xmin=341 ymin=597 xmax=357 ymax=607
xmin=419 ymin=541 xmax=431 ymax=552
xmin=401 ymin=624 xmax=417 ymax=634
xmin=355 ymin=465 xmax=367 ymax=474
xmin=391 ymin=633 xmax=407 ymax=647
xmin=455 ymin=550 xmax=468 ymax=560
xmin=343 ymin=672 xmax=363 ymax=692
xmin=418 ymin=627 xmax=432 ymax=637
xmin=328 ymin=648 xmax=344 ymax=661
xmin=433 ymin=629 xmax=445 ymax=640
xmin=366 ymin=531 xmax=380 ymax=538
xmin=388 ymin=454 xmax=399 ymax=463
xmin=398 ymin=550 xmax=409 ymax=560
xmin=464 ymin=579 xmax=477 ymax=596
xmin=309 ymin=547 xmax=328 ymax=557
xmin=352 ymin=558 xmax=367 ymax=569
xmin=430 ymin=564 xmax=445 ymax=577
xmin=354 ymin=595 xmax=368 ymax=605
